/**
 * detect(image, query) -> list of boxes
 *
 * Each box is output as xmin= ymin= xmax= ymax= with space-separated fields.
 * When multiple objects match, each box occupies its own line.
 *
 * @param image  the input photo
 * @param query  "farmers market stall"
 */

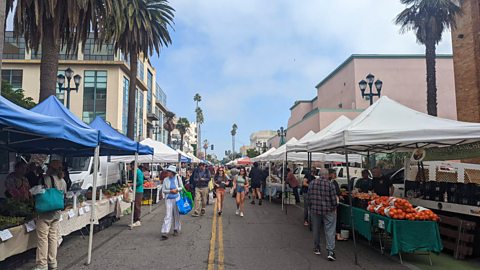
xmin=338 ymin=197 xmax=443 ymax=263
xmin=0 ymin=194 xmax=131 ymax=261
xmin=307 ymin=96 xmax=480 ymax=265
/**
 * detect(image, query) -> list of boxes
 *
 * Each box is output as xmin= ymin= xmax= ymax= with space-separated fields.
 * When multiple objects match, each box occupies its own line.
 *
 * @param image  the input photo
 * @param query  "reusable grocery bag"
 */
xmin=184 ymin=191 xmax=194 ymax=207
xmin=176 ymin=191 xmax=192 ymax=215
xmin=35 ymin=176 xmax=64 ymax=213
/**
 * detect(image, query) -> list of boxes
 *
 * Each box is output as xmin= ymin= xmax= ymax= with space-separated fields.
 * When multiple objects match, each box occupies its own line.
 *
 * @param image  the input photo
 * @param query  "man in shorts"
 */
xmin=248 ymin=162 xmax=263 ymax=205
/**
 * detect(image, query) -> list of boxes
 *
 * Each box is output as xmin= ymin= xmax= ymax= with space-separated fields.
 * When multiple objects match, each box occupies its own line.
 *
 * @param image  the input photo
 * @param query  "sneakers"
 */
xmin=191 ymin=212 xmax=199 ymax=217
xmin=313 ymin=248 xmax=321 ymax=255
xmin=250 ymin=200 xmax=255 ymax=205
xmin=235 ymin=209 xmax=239 ymax=215
xmin=240 ymin=212 xmax=244 ymax=217
xmin=173 ymin=230 xmax=179 ymax=236
xmin=259 ymin=200 xmax=262 ymax=206
xmin=304 ymin=221 xmax=309 ymax=227
xmin=218 ymin=211 xmax=222 ymax=216
xmin=130 ymin=221 xmax=141 ymax=228
xmin=200 ymin=209 xmax=206 ymax=216
xmin=327 ymin=251 xmax=336 ymax=261
xmin=161 ymin=234 xmax=168 ymax=240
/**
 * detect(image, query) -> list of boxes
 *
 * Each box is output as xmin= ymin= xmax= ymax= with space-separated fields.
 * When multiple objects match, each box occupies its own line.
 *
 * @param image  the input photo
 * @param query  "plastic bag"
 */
xmin=176 ymin=191 xmax=192 ymax=215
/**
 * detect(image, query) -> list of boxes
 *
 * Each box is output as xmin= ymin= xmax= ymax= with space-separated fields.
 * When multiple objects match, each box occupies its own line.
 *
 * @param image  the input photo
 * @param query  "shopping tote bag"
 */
xmin=176 ymin=191 xmax=192 ymax=215
xmin=35 ymin=177 xmax=64 ymax=213
xmin=184 ymin=191 xmax=194 ymax=207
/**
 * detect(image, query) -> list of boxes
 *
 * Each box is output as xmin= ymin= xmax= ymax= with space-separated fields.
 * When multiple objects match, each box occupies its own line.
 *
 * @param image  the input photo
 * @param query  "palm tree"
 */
xmin=395 ymin=0 xmax=460 ymax=116
xmin=231 ymin=123 xmax=238 ymax=154
xmin=163 ymin=111 xmax=175 ymax=146
xmin=9 ymin=0 xmax=118 ymax=101
xmin=109 ymin=0 xmax=174 ymax=139
xmin=194 ymin=93 xmax=202 ymax=156
xmin=0 ymin=1 xmax=14 ymax=94
xmin=175 ymin=117 xmax=190 ymax=151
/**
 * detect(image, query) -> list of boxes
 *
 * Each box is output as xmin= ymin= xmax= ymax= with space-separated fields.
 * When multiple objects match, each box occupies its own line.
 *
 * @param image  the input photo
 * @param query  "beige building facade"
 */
xmin=1 ymin=31 xmax=169 ymax=143
xmin=249 ymin=130 xmax=276 ymax=152
xmin=273 ymin=54 xmax=457 ymax=147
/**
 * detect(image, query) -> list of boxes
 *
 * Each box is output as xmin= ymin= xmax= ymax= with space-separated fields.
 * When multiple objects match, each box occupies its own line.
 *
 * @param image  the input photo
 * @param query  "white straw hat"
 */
xmin=166 ymin=165 xmax=177 ymax=173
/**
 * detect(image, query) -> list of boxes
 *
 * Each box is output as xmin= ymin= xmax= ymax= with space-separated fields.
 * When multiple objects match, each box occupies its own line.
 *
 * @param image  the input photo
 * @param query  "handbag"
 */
xmin=35 ymin=176 xmax=65 ymax=213
xmin=176 ymin=191 xmax=192 ymax=215
xmin=208 ymin=178 xmax=214 ymax=191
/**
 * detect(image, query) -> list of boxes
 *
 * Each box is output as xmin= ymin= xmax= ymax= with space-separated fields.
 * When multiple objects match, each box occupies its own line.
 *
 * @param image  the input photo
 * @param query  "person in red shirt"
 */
xmin=286 ymin=168 xmax=300 ymax=203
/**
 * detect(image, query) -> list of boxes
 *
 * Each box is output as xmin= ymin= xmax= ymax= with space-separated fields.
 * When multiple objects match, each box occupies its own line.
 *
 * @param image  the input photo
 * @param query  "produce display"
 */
xmin=103 ymin=184 xmax=128 ymax=197
xmin=143 ymin=181 xmax=156 ymax=188
xmin=367 ymin=196 xmax=439 ymax=221
xmin=0 ymin=199 xmax=34 ymax=218
xmin=352 ymin=192 xmax=379 ymax=201
xmin=0 ymin=216 xmax=26 ymax=230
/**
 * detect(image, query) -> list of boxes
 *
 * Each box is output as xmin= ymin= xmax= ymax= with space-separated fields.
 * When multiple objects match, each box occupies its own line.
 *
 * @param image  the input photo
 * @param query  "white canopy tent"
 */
xmin=264 ymin=137 xmax=298 ymax=161
xmin=110 ymin=138 xmax=179 ymax=163
xmin=307 ymin=96 xmax=480 ymax=154
xmin=186 ymin=152 xmax=202 ymax=163
xmin=251 ymin=147 xmax=277 ymax=162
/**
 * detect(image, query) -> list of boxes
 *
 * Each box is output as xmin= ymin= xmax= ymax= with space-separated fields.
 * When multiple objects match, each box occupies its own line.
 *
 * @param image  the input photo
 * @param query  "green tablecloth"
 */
xmin=339 ymin=204 xmax=443 ymax=256
xmin=339 ymin=203 xmax=372 ymax=241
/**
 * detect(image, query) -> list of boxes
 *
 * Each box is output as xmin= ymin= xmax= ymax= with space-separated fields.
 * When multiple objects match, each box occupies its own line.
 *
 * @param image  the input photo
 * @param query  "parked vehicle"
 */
xmin=66 ymin=156 xmax=122 ymax=190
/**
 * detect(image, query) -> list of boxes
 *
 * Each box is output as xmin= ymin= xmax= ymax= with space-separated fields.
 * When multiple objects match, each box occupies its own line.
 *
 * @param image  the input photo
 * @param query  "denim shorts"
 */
xmin=236 ymin=186 xmax=245 ymax=193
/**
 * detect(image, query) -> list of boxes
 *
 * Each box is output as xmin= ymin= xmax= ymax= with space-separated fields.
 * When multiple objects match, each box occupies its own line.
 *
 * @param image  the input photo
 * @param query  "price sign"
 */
xmin=84 ymin=205 xmax=91 ymax=213
xmin=378 ymin=219 xmax=385 ymax=229
xmin=0 ymin=229 xmax=13 ymax=241
xmin=59 ymin=214 xmax=64 ymax=222
xmin=364 ymin=213 xmax=370 ymax=222
xmin=78 ymin=207 xmax=85 ymax=216
xmin=25 ymin=220 xmax=36 ymax=232
xmin=68 ymin=209 xmax=76 ymax=219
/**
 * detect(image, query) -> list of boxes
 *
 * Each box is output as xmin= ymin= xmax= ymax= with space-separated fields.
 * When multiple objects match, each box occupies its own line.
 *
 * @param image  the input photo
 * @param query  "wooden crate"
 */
xmin=438 ymin=214 xmax=476 ymax=259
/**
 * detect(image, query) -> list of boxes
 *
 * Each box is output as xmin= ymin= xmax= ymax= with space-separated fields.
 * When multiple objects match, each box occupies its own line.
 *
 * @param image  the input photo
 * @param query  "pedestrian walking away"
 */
xmin=328 ymin=168 xmax=346 ymax=241
xmin=214 ymin=167 xmax=229 ymax=215
xmin=161 ymin=165 xmax=184 ymax=240
xmin=308 ymin=168 xmax=337 ymax=261
xmin=130 ymin=161 xmax=145 ymax=228
xmin=192 ymin=163 xmax=211 ymax=217
xmin=248 ymin=162 xmax=263 ymax=205
xmin=286 ymin=168 xmax=300 ymax=203
xmin=234 ymin=167 xmax=249 ymax=217
xmin=302 ymin=168 xmax=316 ymax=227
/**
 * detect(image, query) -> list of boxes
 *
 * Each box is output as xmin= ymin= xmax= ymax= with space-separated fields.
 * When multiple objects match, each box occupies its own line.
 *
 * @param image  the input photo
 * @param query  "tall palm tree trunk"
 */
xmin=425 ymin=39 xmax=438 ymax=116
xmin=0 ymin=1 xmax=6 ymax=95
xmin=180 ymin=134 xmax=184 ymax=151
xmin=39 ymin=18 xmax=60 ymax=102
xmin=232 ymin=135 xmax=235 ymax=154
xmin=197 ymin=124 xmax=201 ymax=157
xmin=127 ymin=51 xmax=138 ymax=140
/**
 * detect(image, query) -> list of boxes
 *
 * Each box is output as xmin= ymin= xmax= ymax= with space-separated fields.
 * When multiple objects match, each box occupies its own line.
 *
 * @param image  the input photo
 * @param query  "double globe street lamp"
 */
xmin=57 ymin=67 xmax=82 ymax=109
xmin=277 ymin=127 xmax=287 ymax=146
xmin=358 ymin=73 xmax=382 ymax=106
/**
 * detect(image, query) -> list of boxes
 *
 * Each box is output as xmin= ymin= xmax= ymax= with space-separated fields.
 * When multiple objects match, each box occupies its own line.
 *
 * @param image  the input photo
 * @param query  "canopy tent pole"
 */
xmin=366 ymin=151 xmax=370 ymax=169
xmin=104 ymin=157 xmax=109 ymax=190
xmin=268 ymin=161 xmax=272 ymax=203
xmin=149 ymin=154 xmax=154 ymax=213
xmin=130 ymin=153 xmax=138 ymax=227
xmin=285 ymin=151 xmax=289 ymax=215
xmin=345 ymin=148 xmax=358 ymax=265
xmin=281 ymin=158 xmax=285 ymax=211
xmin=86 ymin=145 xmax=100 ymax=265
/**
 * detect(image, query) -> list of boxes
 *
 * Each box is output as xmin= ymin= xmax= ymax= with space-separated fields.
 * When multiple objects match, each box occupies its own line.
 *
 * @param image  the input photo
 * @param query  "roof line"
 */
xmin=314 ymin=54 xmax=453 ymax=89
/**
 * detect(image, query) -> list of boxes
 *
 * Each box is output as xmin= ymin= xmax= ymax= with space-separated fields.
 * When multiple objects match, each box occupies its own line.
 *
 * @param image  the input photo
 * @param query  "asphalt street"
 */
xmin=13 ymin=194 xmax=412 ymax=270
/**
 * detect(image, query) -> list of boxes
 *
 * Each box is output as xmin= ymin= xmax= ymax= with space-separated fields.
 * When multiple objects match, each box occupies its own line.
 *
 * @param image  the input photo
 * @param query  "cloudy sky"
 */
xmin=152 ymin=0 xmax=453 ymax=159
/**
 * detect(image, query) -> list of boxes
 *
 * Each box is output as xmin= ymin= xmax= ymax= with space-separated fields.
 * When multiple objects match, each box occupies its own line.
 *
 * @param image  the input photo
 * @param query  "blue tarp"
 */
xmin=0 ymin=96 xmax=98 ymax=153
xmin=31 ymin=96 xmax=144 ymax=156
xmin=89 ymin=117 xmax=153 ymax=155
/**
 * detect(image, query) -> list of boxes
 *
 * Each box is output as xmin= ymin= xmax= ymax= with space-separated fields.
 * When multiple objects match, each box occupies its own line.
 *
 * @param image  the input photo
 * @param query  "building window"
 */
xmin=3 ymin=32 xmax=25 ymax=59
xmin=135 ymin=88 xmax=144 ymax=139
xmin=155 ymin=83 xmax=167 ymax=106
xmin=137 ymin=61 xmax=144 ymax=81
xmin=83 ymin=34 xmax=114 ymax=61
xmin=1 ymin=70 xmax=23 ymax=90
xmin=147 ymin=70 xmax=153 ymax=113
xmin=30 ymin=45 xmax=77 ymax=60
xmin=82 ymin=71 xmax=107 ymax=124
xmin=122 ymin=76 xmax=129 ymax=135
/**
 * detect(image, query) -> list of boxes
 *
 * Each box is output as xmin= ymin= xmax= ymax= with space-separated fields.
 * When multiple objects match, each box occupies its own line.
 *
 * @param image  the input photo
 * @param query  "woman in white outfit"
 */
xmin=161 ymin=165 xmax=184 ymax=240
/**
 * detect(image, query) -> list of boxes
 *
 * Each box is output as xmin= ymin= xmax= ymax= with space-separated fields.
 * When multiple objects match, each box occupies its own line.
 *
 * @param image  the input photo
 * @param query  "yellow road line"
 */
xmin=218 ymin=214 xmax=224 ymax=270
xmin=207 ymin=202 xmax=218 ymax=270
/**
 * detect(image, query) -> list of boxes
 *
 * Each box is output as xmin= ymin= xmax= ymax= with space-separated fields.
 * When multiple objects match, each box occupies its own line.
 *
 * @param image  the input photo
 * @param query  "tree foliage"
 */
xmin=1 ymin=81 xmax=36 ymax=109
xmin=246 ymin=148 xmax=260 ymax=158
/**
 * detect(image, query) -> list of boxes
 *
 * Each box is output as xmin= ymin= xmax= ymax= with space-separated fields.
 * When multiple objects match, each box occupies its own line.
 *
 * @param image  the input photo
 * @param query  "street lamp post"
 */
xmin=57 ymin=67 xmax=82 ymax=109
xmin=225 ymin=150 xmax=232 ymax=160
xmin=277 ymin=127 xmax=287 ymax=146
xmin=359 ymin=73 xmax=382 ymax=106
xmin=203 ymin=140 xmax=209 ymax=159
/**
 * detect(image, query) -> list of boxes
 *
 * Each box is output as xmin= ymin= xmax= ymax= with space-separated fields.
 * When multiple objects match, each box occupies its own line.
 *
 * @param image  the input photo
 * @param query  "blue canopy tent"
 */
xmin=0 ymin=96 xmax=98 ymax=153
xmin=89 ymin=116 xmax=153 ymax=155
xmin=31 ymin=96 xmax=152 ymax=264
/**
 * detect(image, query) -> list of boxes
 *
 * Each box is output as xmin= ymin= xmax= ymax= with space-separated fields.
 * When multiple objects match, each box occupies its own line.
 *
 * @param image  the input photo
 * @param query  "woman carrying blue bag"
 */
xmin=161 ymin=165 xmax=186 ymax=240
xmin=33 ymin=160 xmax=67 ymax=270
